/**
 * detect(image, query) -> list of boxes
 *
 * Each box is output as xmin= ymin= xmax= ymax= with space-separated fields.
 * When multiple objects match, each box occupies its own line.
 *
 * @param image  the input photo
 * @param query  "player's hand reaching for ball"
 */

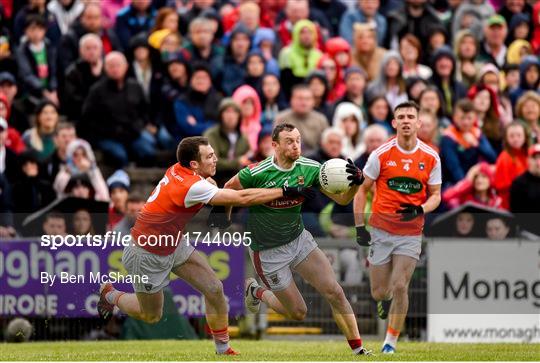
xmin=345 ymin=158 xmax=364 ymax=186
xmin=355 ymin=225 xmax=371 ymax=246
xmin=397 ymin=204 xmax=424 ymax=221
xmin=282 ymin=185 xmax=316 ymax=199
xmin=207 ymin=206 xmax=232 ymax=230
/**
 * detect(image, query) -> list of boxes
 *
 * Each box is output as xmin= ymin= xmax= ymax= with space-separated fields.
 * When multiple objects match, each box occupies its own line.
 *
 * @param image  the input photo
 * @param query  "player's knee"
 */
xmin=322 ymin=283 xmax=345 ymax=303
xmin=204 ymin=280 xmax=225 ymax=300
xmin=142 ymin=311 xmax=162 ymax=324
xmin=289 ymin=306 xmax=307 ymax=321
xmin=371 ymin=285 xmax=390 ymax=301
xmin=391 ymin=280 xmax=408 ymax=297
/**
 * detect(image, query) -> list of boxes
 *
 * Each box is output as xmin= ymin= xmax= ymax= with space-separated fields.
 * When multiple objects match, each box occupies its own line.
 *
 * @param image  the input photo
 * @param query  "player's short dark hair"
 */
xmin=25 ymin=14 xmax=47 ymax=29
xmin=177 ymin=136 xmax=209 ymax=167
xmin=272 ymin=123 xmax=297 ymax=142
xmin=454 ymin=99 xmax=475 ymax=114
xmin=394 ymin=100 xmax=420 ymax=115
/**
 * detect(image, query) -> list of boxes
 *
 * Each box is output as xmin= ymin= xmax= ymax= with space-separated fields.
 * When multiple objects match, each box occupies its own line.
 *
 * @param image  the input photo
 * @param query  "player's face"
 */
xmin=273 ymin=128 xmax=302 ymax=161
xmin=392 ymin=107 xmax=421 ymax=137
xmin=195 ymin=144 xmax=218 ymax=177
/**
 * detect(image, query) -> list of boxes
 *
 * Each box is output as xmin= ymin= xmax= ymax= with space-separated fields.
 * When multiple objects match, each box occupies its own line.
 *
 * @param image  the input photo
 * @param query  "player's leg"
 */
xmin=294 ymin=247 xmax=369 ymax=354
xmin=99 ymin=283 xmax=165 ymax=323
xmin=172 ymin=251 xmax=238 ymax=355
xmin=382 ymin=254 xmax=417 ymax=353
xmin=368 ymin=227 xmax=395 ymax=320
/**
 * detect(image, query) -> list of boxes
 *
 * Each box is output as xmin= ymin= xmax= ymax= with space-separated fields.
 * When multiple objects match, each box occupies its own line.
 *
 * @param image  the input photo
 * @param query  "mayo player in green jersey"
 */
xmin=223 ymin=123 xmax=371 ymax=355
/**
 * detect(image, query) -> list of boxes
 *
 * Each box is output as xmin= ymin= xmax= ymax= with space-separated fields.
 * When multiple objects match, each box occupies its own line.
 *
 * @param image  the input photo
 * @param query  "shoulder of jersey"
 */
xmin=418 ymin=140 xmax=441 ymax=162
xmin=296 ymin=156 xmax=321 ymax=168
xmin=249 ymin=157 xmax=273 ymax=176
xmin=373 ymin=138 xmax=398 ymax=158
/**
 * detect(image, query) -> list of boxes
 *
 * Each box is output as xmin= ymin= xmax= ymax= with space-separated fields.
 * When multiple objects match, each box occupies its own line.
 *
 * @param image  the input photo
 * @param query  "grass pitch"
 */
xmin=1 ymin=340 xmax=539 ymax=361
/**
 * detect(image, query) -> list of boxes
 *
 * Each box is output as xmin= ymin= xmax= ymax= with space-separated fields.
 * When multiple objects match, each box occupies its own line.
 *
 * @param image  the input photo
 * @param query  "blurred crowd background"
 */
xmin=0 ymin=0 xmax=538 ymax=241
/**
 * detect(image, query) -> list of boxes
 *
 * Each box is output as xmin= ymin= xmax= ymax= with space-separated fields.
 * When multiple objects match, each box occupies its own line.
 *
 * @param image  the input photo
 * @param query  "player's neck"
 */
xmin=397 ymin=135 xmax=418 ymax=152
xmin=274 ymin=154 xmax=295 ymax=169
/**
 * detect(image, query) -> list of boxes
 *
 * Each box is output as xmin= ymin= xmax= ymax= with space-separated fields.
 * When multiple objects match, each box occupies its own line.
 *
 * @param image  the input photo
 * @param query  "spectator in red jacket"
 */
xmin=442 ymin=162 xmax=503 ymax=210
xmin=494 ymin=121 xmax=530 ymax=210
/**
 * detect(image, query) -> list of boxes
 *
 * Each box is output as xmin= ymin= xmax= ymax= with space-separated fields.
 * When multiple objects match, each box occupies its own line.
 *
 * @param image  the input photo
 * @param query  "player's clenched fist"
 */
xmin=345 ymin=158 xmax=364 ymax=186
xmin=282 ymin=185 xmax=316 ymax=199
xmin=396 ymin=203 xmax=424 ymax=221
xmin=355 ymin=225 xmax=371 ymax=246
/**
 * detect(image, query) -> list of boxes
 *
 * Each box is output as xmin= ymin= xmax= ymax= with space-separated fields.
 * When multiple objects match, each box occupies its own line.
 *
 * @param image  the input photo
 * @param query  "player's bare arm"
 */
xmin=421 ymin=184 xmax=442 ymax=213
xmin=353 ymin=176 xmax=375 ymax=226
xmin=320 ymin=185 xmax=359 ymax=206
xmin=209 ymin=187 xmax=283 ymax=207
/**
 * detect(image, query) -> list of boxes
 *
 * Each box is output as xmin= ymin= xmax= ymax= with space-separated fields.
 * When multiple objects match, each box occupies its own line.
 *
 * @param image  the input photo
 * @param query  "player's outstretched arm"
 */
xmin=209 ymin=187 xmax=283 ymax=207
xmin=353 ymin=176 xmax=375 ymax=226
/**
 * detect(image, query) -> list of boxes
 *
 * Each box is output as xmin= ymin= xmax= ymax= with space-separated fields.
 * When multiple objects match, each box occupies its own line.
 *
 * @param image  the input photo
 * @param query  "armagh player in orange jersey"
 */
xmin=353 ymin=101 xmax=442 ymax=354
xmin=97 ymin=137 xmax=313 ymax=355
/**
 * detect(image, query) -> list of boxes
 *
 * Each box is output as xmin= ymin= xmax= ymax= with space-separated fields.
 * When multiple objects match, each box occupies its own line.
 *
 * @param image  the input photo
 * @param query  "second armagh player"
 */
xmin=353 ymin=101 xmax=442 ymax=354
xmin=224 ymin=124 xmax=371 ymax=355
xmin=97 ymin=137 xmax=312 ymax=355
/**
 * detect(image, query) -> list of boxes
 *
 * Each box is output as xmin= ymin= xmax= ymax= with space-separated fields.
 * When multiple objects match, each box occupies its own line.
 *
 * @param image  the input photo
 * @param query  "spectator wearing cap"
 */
xmin=260 ymin=73 xmax=288 ymax=128
xmin=57 ymin=4 xmax=122 ymax=81
xmin=0 ymin=117 xmax=20 ymax=183
xmin=106 ymin=169 xmax=129 ymax=230
xmin=509 ymin=56 xmax=540 ymax=106
xmin=506 ymin=13 xmax=531 ymax=45
xmin=54 ymin=138 xmax=109 ymax=202
xmin=171 ymin=63 xmax=222 ymax=140
xmin=385 ymin=0 xmax=443 ymax=49
xmin=0 ymin=92 xmax=26 ymax=154
xmin=366 ymin=50 xmax=408 ymax=110
xmin=478 ymin=15 xmax=508 ymax=68
xmin=279 ymin=19 xmax=323 ymax=97
xmin=23 ymin=101 xmax=59 ymax=161
xmin=351 ymin=23 xmax=386 ymax=82
xmin=16 ymin=15 xmax=58 ymax=106
xmin=221 ymin=24 xmax=251 ymax=96
xmin=11 ymin=150 xmax=56 ymax=222
xmin=252 ymin=28 xmax=280 ymax=77
xmin=339 ymin=0 xmax=387 ymax=45
xmin=46 ymin=0 xmax=84 ymax=35
xmin=440 ymin=99 xmax=497 ymax=186
xmin=515 ymin=91 xmax=540 ymax=144
xmin=114 ymin=0 xmax=156 ymax=50
xmin=429 ymin=45 xmax=467 ymax=118
xmin=203 ymin=98 xmax=250 ymax=187
xmin=510 ymin=143 xmax=540 ymax=236
xmin=274 ymin=84 xmax=329 ymax=154
xmin=63 ymin=33 xmax=104 ymax=122
xmin=81 ymin=52 xmax=157 ymax=168
xmin=13 ymin=0 xmax=61 ymax=46
xmin=332 ymin=66 xmax=368 ymax=118
xmin=183 ymin=17 xmax=225 ymax=79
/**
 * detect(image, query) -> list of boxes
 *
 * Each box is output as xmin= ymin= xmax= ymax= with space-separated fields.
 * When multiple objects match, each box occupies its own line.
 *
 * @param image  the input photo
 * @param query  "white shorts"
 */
xmin=367 ymin=227 xmax=422 ymax=266
xmin=249 ymin=229 xmax=318 ymax=291
xmin=122 ymin=240 xmax=195 ymax=294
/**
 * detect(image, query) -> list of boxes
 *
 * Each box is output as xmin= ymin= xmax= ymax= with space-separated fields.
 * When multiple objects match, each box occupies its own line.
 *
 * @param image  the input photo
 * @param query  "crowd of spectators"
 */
xmin=0 ymin=0 xmax=538 ymax=240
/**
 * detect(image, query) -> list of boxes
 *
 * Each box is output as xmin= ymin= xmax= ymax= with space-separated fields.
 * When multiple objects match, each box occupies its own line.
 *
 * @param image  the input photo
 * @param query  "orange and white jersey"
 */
xmin=131 ymin=163 xmax=219 ymax=256
xmin=363 ymin=138 xmax=442 ymax=236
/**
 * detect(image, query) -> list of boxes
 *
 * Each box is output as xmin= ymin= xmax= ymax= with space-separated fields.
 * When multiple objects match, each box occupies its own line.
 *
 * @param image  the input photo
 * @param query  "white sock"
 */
xmin=383 ymin=330 xmax=399 ymax=348
xmin=215 ymin=340 xmax=230 ymax=354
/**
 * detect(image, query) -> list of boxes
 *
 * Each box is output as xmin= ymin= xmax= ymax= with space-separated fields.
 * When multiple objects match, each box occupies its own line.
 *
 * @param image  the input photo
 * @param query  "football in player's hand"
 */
xmin=319 ymin=158 xmax=351 ymax=194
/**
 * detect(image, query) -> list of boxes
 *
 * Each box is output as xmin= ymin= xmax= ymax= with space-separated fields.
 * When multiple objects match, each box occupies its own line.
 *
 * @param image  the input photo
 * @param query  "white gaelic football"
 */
xmin=319 ymin=158 xmax=351 ymax=194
